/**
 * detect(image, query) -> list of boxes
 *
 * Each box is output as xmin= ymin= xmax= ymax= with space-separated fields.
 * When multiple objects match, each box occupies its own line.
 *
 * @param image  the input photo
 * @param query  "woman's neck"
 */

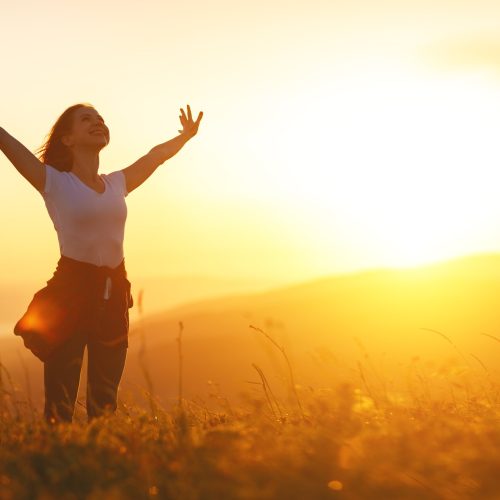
xmin=70 ymin=148 xmax=101 ymax=181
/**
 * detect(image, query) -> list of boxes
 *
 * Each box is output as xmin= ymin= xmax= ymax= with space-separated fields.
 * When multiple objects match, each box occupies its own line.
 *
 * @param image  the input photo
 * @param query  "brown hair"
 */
xmin=35 ymin=103 xmax=94 ymax=172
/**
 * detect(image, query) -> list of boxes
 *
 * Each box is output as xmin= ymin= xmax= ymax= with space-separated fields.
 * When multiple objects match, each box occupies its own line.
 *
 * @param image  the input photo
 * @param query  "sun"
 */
xmin=261 ymin=63 xmax=500 ymax=271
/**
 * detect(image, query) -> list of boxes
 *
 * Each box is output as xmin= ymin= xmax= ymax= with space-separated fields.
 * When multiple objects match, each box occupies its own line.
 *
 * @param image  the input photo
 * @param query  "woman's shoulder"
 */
xmin=42 ymin=164 xmax=72 ymax=195
xmin=44 ymin=163 xmax=70 ymax=174
xmin=103 ymin=169 xmax=128 ymax=197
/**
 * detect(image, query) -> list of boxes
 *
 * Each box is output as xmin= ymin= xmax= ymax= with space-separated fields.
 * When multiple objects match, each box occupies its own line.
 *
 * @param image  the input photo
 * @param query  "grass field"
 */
xmin=1 ymin=323 xmax=500 ymax=500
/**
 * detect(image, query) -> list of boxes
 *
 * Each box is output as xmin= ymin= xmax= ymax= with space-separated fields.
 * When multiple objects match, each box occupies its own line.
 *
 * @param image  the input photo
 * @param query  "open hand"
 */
xmin=178 ymin=104 xmax=203 ymax=139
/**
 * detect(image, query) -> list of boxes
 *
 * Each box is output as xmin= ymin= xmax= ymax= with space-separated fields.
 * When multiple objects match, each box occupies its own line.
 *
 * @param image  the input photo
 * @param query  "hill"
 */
xmin=2 ymin=252 xmax=500 ymax=412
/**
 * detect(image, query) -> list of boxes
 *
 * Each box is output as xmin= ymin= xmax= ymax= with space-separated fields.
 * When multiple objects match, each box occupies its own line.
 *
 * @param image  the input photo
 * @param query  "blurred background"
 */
xmin=3 ymin=0 xmax=500 ymax=409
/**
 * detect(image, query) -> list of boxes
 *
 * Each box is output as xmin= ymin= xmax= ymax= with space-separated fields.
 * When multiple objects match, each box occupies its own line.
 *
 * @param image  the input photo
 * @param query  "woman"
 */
xmin=0 ymin=103 xmax=203 ymax=423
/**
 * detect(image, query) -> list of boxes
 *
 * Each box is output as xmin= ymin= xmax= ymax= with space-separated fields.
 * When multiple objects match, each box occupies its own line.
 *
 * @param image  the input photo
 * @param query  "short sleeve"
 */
xmin=106 ymin=170 xmax=128 ymax=197
xmin=43 ymin=164 xmax=59 ymax=195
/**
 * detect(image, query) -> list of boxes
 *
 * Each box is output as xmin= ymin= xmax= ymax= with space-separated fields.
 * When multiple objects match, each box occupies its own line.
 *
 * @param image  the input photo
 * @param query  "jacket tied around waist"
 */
xmin=14 ymin=255 xmax=134 ymax=362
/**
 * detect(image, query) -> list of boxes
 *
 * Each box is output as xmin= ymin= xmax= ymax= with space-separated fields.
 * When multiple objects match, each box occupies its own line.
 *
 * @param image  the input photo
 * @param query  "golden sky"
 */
xmin=3 ymin=0 xmax=500 ymax=287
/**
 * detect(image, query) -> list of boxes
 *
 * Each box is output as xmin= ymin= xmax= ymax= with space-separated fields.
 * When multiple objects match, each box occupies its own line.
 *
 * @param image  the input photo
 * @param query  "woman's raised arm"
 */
xmin=0 ymin=127 xmax=45 ymax=192
xmin=120 ymin=105 xmax=203 ymax=194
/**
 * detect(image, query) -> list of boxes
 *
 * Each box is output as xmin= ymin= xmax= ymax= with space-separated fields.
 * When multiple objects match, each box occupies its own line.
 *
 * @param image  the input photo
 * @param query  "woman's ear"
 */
xmin=61 ymin=134 xmax=72 ymax=147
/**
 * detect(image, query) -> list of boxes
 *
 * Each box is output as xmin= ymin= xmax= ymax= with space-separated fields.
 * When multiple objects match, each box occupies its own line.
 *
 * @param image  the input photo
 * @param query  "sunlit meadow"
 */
xmin=5 ymin=1 xmax=500 ymax=498
xmin=2 ymin=308 xmax=500 ymax=500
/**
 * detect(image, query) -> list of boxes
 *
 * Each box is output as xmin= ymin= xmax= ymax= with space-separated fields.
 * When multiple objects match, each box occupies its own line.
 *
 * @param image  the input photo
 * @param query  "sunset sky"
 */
xmin=3 ymin=0 xmax=500 ymax=288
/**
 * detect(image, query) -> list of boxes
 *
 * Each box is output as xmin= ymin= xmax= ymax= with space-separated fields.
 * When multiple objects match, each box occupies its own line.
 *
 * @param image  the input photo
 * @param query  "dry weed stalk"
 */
xmin=136 ymin=288 xmax=158 ymax=418
xmin=249 ymin=324 xmax=304 ymax=418
xmin=251 ymin=362 xmax=284 ymax=421
xmin=177 ymin=321 xmax=184 ymax=411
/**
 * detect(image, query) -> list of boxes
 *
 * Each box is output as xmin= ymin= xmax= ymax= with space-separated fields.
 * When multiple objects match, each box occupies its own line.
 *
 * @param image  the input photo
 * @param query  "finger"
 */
xmin=180 ymin=108 xmax=187 ymax=121
xmin=196 ymin=111 xmax=203 ymax=124
xmin=187 ymin=104 xmax=192 ymax=121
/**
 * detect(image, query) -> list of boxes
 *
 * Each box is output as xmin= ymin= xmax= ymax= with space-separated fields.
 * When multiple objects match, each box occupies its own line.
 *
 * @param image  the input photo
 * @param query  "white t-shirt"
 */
xmin=40 ymin=164 xmax=129 ymax=299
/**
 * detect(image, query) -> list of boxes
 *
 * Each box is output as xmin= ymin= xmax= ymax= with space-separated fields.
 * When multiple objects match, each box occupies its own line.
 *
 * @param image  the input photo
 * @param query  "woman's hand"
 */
xmin=178 ymin=104 xmax=203 ymax=139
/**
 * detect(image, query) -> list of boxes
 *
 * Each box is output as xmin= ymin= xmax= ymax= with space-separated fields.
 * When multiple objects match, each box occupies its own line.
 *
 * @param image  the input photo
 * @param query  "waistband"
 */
xmin=54 ymin=255 xmax=128 ymax=280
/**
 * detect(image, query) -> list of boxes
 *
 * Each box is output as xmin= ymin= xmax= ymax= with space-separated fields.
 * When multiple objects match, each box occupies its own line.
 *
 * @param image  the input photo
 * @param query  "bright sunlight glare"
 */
xmin=255 ymin=62 xmax=500 ymax=270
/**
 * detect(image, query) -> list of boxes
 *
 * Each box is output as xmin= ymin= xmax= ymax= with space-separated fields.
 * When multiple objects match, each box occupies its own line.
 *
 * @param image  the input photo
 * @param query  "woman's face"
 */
xmin=62 ymin=106 xmax=110 ymax=150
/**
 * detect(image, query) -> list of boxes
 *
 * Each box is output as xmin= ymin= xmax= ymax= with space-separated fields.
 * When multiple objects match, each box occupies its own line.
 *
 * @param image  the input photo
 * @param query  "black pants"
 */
xmin=43 ymin=299 xmax=128 ymax=424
